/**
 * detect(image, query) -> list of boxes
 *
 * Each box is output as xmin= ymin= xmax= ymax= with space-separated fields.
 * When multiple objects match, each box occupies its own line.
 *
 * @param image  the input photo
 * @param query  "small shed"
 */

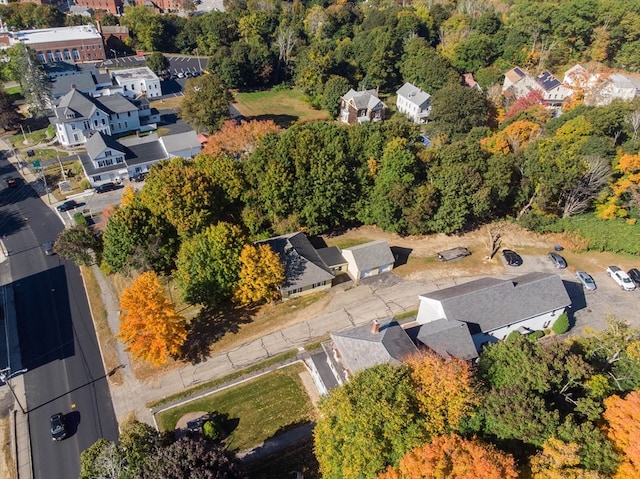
xmin=341 ymin=240 xmax=395 ymax=281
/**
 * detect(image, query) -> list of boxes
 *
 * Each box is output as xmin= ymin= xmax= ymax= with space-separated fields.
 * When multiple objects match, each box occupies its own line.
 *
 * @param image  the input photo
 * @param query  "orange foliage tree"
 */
xmin=597 ymin=153 xmax=640 ymax=220
xmin=603 ymin=390 xmax=640 ymax=478
xmin=405 ymin=351 xmax=479 ymax=438
xmin=117 ymin=271 xmax=187 ymax=366
xmin=233 ymin=243 xmax=285 ymax=305
xmin=530 ymin=437 xmax=605 ymax=479
xmin=202 ymin=119 xmax=282 ymax=158
xmin=378 ymin=434 xmax=518 ymax=479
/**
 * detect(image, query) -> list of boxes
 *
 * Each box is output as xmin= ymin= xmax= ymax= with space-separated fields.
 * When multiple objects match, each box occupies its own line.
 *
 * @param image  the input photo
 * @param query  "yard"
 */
xmin=155 ymin=362 xmax=315 ymax=452
xmin=233 ymin=88 xmax=330 ymax=126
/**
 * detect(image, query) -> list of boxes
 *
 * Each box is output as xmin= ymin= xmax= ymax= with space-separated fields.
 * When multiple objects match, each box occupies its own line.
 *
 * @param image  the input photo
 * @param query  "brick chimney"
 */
xmin=371 ymin=320 xmax=379 ymax=334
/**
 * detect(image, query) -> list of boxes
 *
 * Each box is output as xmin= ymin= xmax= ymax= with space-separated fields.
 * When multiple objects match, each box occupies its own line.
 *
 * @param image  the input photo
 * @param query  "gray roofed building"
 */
xmin=341 ymin=240 xmax=395 ymax=281
xmin=416 ymin=319 xmax=478 ymax=360
xmin=340 ymin=89 xmax=386 ymax=124
xmin=50 ymin=72 xmax=98 ymax=99
xmin=316 ymin=246 xmax=348 ymax=276
xmin=97 ymin=93 xmax=138 ymax=114
xmin=160 ymin=130 xmax=202 ymax=158
xmin=85 ymin=131 xmax=125 ymax=160
xmin=396 ymin=82 xmax=432 ymax=124
xmin=417 ymin=272 xmax=571 ymax=350
xmin=257 ymin=232 xmax=335 ymax=300
xmin=331 ymin=318 xmax=418 ymax=376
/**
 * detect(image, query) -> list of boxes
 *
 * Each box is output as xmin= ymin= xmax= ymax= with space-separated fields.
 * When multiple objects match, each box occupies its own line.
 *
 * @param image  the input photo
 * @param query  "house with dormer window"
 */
xmin=339 ymin=89 xmax=386 ymax=124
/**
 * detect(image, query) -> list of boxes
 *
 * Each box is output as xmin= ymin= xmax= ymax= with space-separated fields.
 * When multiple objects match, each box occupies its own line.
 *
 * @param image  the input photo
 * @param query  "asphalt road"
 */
xmin=0 ymin=155 xmax=118 ymax=478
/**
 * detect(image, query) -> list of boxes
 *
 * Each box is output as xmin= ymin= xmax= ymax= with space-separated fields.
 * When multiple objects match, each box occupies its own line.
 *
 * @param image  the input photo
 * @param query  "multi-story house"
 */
xmin=339 ymin=89 xmax=386 ymax=124
xmin=396 ymin=82 xmax=431 ymax=124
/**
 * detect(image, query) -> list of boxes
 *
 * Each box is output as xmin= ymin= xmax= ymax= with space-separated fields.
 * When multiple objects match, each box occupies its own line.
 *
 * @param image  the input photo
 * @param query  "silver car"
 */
xmin=576 ymin=271 xmax=596 ymax=291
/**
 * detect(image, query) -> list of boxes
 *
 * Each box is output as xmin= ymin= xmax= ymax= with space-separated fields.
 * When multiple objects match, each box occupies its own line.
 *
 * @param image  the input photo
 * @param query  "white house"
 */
xmin=563 ymin=64 xmax=640 ymax=106
xmin=341 ymin=240 xmax=395 ymax=281
xmin=503 ymin=67 xmax=572 ymax=107
xmin=396 ymin=82 xmax=431 ymax=124
xmin=111 ymin=67 xmax=162 ymax=99
xmin=416 ymin=272 xmax=571 ymax=350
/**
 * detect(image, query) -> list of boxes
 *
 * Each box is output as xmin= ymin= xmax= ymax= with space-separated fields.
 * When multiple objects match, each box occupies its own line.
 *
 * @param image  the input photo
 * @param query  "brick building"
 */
xmin=74 ymin=0 xmax=124 ymax=15
xmin=0 ymin=24 xmax=106 ymax=64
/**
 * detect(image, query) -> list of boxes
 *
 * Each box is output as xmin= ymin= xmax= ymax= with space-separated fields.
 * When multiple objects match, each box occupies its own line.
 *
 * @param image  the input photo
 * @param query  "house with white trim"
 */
xmin=341 ymin=240 xmax=395 ymax=281
xmin=396 ymin=82 xmax=431 ymax=124
xmin=503 ymin=67 xmax=572 ymax=107
xmin=111 ymin=67 xmax=162 ymax=99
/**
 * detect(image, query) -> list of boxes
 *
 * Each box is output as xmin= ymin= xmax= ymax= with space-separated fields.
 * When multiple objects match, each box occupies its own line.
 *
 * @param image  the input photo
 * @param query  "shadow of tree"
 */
xmin=180 ymin=302 xmax=257 ymax=364
xmin=253 ymin=114 xmax=299 ymax=128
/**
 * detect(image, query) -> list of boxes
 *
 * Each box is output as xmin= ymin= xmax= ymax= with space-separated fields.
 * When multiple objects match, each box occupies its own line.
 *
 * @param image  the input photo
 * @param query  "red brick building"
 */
xmin=2 ymin=25 xmax=106 ymax=64
xmin=74 ymin=0 xmax=124 ymax=15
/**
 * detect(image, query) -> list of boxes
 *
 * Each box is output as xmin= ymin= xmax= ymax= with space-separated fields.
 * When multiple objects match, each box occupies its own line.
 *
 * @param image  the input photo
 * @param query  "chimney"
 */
xmin=371 ymin=320 xmax=379 ymax=334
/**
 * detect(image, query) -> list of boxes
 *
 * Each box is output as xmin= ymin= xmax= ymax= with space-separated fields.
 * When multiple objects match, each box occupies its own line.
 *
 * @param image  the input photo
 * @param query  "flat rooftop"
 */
xmin=10 ymin=25 xmax=102 ymax=44
xmin=111 ymin=67 xmax=158 ymax=81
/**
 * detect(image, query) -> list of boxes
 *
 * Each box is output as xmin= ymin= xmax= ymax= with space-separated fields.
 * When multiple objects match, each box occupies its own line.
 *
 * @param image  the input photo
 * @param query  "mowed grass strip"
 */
xmin=156 ymin=362 xmax=315 ymax=452
xmin=233 ymin=89 xmax=330 ymax=124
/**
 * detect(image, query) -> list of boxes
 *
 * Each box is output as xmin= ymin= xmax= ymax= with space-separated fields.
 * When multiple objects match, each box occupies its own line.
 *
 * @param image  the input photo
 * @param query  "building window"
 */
xmin=105 ymin=151 xmax=112 ymax=157
xmin=97 ymin=158 xmax=114 ymax=167
xmin=46 ymin=52 xmax=54 ymax=63
xmin=72 ymin=49 xmax=80 ymax=60
xmin=127 ymin=111 xmax=131 ymax=117
xmin=73 ymin=134 xmax=79 ymax=142
xmin=55 ymin=51 xmax=62 ymax=61
xmin=92 ymin=175 xmax=102 ymax=182
xmin=116 ymin=157 xmax=124 ymax=164
xmin=63 ymin=50 xmax=71 ymax=60
xmin=102 ymin=119 xmax=106 ymax=125
xmin=37 ymin=52 xmax=45 ymax=63
xmin=94 ymin=120 xmax=98 ymax=126
xmin=124 ymin=121 xmax=128 ymax=128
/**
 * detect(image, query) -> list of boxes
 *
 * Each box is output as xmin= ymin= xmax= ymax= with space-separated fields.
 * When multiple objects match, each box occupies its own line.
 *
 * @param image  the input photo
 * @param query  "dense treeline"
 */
xmin=315 ymin=319 xmax=640 ymax=479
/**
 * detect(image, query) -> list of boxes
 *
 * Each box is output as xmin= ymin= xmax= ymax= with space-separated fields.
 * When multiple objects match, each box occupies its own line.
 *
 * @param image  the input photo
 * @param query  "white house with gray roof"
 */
xmin=416 ymin=272 xmax=571 ymax=350
xmin=49 ymin=88 xmax=142 ymax=147
xmin=341 ymin=240 xmax=395 ymax=281
xmin=257 ymin=232 xmax=336 ymax=300
xmin=396 ymin=82 xmax=431 ymax=124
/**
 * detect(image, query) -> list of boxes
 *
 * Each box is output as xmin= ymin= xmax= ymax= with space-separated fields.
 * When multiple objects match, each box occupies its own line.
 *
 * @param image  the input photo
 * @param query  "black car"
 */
xmin=131 ymin=172 xmax=148 ymax=182
xmin=547 ymin=252 xmax=567 ymax=269
xmin=94 ymin=182 xmax=118 ymax=194
xmin=628 ymin=268 xmax=640 ymax=287
xmin=502 ymin=249 xmax=523 ymax=266
xmin=3 ymin=176 xmax=17 ymax=188
xmin=50 ymin=413 xmax=67 ymax=441
xmin=42 ymin=241 xmax=54 ymax=256
xmin=56 ymin=200 xmax=77 ymax=212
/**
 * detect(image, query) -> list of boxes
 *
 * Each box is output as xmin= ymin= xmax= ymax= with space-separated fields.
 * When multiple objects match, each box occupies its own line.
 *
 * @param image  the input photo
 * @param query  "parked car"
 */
xmin=502 ymin=249 xmax=523 ymax=266
xmin=3 ymin=176 xmax=17 ymax=188
xmin=50 ymin=413 xmax=67 ymax=441
xmin=42 ymin=241 xmax=54 ymax=256
xmin=131 ymin=172 xmax=148 ymax=182
xmin=56 ymin=200 xmax=77 ymax=212
xmin=576 ymin=271 xmax=596 ymax=291
xmin=606 ymin=266 xmax=636 ymax=291
xmin=547 ymin=252 xmax=567 ymax=269
xmin=628 ymin=268 xmax=640 ymax=287
xmin=94 ymin=182 xmax=118 ymax=194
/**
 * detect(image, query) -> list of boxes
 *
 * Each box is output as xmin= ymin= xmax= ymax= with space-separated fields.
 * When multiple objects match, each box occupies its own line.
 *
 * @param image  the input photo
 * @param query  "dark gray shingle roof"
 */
xmin=85 ymin=132 xmax=125 ymax=159
xmin=257 ymin=232 xmax=334 ymax=291
xmin=331 ymin=318 xmax=418 ymax=374
xmin=343 ymin=240 xmax=395 ymax=271
xmin=416 ymin=319 xmax=478 ymax=360
xmin=316 ymin=246 xmax=347 ymax=268
xmin=420 ymin=272 xmax=571 ymax=333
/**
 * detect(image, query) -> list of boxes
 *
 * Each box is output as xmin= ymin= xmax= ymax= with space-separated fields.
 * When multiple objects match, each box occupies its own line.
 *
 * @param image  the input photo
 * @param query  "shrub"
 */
xmin=202 ymin=419 xmax=225 ymax=441
xmin=506 ymin=330 xmax=522 ymax=341
xmin=552 ymin=313 xmax=570 ymax=335
xmin=79 ymin=179 xmax=91 ymax=190
xmin=527 ymin=330 xmax=545 ymax=342
xmin=74 ymin=212 xmax=87 ymax=226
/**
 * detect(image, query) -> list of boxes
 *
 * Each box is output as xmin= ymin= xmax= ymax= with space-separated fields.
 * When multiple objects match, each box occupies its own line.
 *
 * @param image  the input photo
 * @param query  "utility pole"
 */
xmin=0 ymin=368 xmax=28 ymax=414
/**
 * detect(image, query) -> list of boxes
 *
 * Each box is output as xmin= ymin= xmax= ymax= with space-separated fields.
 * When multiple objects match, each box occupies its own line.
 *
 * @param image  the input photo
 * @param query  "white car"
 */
xmin=606 ymin=266 xmax=636 ymax=291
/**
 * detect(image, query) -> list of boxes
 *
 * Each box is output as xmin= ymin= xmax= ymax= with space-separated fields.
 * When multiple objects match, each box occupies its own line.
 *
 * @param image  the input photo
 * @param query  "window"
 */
xmin=72 ymin=49 xmax=80 ymax=60
xmin=127 ymin=111 xmax=131 ymax=117
xmin=83 ymin=121 xmax=89 ymax=129
xmin=543 ymin=320 xmax=551 ymax=329
xmin=124 ymin=122 xmax=128 ymax=128
xmin=101 ymin=119 xmax=106 ymax=125
xmin=55 ymin=51 xmax=62 ymax=61
xmin=46 ymin=52 xmax=54 ymax=63
xmin=63 ymin=50 xmax=71 ymax=60
xmin=37 ymin=52 xmax=45 ymax=63
xmin=92 ymin=175 xmax=102 ymax=182
xmin=71 ymin=124 xmax=76 ymax=130
xmin=73 ymin=133 xmax=79 ymax=142
xmin=116 ymin=157 xmax=124 ymax=164
xmin=97 ymin=158 xmax=114 ymax=167
xmin=105 ymin=151 xmax=112 ymax=157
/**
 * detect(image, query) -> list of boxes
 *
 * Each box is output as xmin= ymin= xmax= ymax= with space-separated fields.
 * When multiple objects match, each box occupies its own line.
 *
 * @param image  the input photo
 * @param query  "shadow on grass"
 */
xmin=180 ymin=302 xmax=257 ymax=365
xmin=253 ymin=114 xmax=299 ymax=128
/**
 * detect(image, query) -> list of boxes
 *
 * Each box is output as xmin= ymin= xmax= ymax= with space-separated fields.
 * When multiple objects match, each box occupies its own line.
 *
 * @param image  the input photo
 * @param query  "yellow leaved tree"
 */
xmin=233 ymin=244 xmax=284 ymax=305
xmin=530 ymin=437 xmax=605 ymax=479
xmin=117 ymin=271 xmax=187 ymax=366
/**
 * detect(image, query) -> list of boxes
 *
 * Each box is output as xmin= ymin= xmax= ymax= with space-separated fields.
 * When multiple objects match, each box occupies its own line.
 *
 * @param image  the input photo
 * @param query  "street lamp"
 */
xmin=0 ymin=368 xmax=28 ymax=414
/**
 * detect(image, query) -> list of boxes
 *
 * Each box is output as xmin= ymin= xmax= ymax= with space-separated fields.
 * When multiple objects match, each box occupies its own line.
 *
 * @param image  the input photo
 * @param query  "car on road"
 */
xmin=502 ymin=249 xmax=523 ymax=266
xmin=50 ymin=413 xmax=67 ymax=441
xmin=56 ymin=200 xmax=77 ymax=212
xmin=94 ymin=182 xmax=118 ymax=194
xmin=606 ymin=266 xmax=636 ymax=291
xmin=576 ymin=271 xmax=596 ymax=291
xmin=3 ymin=176 xmax=17 ymax=188
xmin=628 ymin=268 xmax=640 ymax=287
xmin=547 ymin=252 xmax=567 ymax=268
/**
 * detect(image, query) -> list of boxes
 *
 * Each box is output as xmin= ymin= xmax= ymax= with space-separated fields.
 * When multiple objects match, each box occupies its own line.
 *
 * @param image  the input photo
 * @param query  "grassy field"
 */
xmin=155 ymin=362 xmax=315 ymax=452
xmin=233 ymin=89 xmax=330 ymax=126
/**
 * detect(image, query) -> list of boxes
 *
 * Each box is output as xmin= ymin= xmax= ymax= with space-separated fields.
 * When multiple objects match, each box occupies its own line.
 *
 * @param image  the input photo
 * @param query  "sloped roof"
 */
xmin=505 ymin=67 xmax=526 ymax=83
xmin=85 ymin=132 xmax=126 ymax=159
xmin=257 ymin=232 xmax=334 ymax=291
xmin=419 ymin=272 xmax=570 ymax=333
xmin=97 ymin=93 xmax=138 ymax=114
xmin=416 ymin=319 xmax=478 ymax=360
xmin=536 ymin=71 xmax=561 ymax=91
xmin=331 ymin=318 xmax=418 ymax=374
xmin=50 ymin=72 xmax=97 ymax=98
xmin=160 ymin=130 xmax=201 ymax=155
xmin=343 ymin=240 xmax=395 ymax=271
xmin=342 ymin=88 xmax=385 ymax=110
xmin=396 ymin=82 xmax=431 ymax=108
xmin=316 ymin=246 xmax=347 ymax=268
xmin=53 ymin=88 xmax=98 ymax=120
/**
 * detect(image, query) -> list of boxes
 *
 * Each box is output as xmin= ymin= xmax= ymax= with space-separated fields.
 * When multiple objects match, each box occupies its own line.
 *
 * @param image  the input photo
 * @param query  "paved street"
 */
xmin=0 ymin=144 xmax=118 ymax=479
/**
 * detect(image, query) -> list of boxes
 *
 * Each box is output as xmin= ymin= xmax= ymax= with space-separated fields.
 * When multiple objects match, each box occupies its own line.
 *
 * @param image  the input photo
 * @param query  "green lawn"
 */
xmin=155 ymin=362 xmax=315 ymax=452
xmin=8 ymin=125 xmax=54 ymax=148
xmin=233 ymin=89 xmax=330 ymax=127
